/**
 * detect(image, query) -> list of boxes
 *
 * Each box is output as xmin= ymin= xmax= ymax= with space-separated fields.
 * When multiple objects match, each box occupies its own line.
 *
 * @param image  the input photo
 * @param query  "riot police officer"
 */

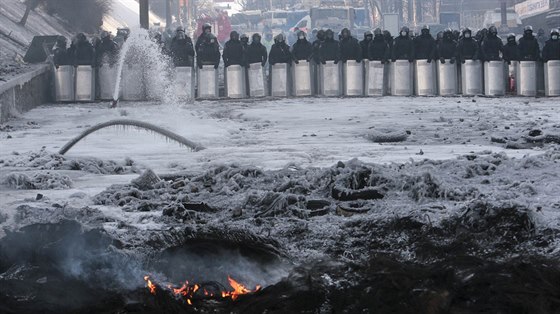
xmin=269 ymin=33 xmax=292 ymax=65
xmin=291 ymin=30 xmax=313 ymax=63
xmin=240 ymin=33 xmax=249 ymax=49
xmin=414 ymin=25 xmax=436 ymax=62
xmin=481 ymin=26 xmax=503 ymax=61
xmin=502 ymin=34 xmax=520 ymax=64
xmin=457 ymin=28 xmax=479 ymax=63
xmin=360 ymin=31 xmax=373 ymax=60
xmin=312 ymin=29 xmax=326 ymax=64
xmin=195 ymin=23 xmax=213 ymax=52
xmin=392 ymin=26 xmax=414 ymax=62
xmin=339 ymin=28 xmax=362 ymax=63
xmin=319 ymin=29 xmax=340 ymax=64
xmin=223 ymin=31 xmax=245 ymax=67
xmin=245 ymin=33 xmax=268 ymax=67
xmin=196 ymin=33 xmax=220 ymax=69
xmin=96 ymin=31 xmax=119 ymax=66
xmin=542 ymin=29 xmax=560 ymax=62
xmin=52 ymin=36 xmax=72 ymax=67
xmin=437 ymin=29 xmax=457 ymax=64
xmin=72 ymin=33 xmax=95 ymax=66
xmin=170 ymin=26 xmax=195 ymax=67
xmin=368 ymin=28 xmax=390 ymax=63
xmin=517 ymin=26 xmax=540 ymax=61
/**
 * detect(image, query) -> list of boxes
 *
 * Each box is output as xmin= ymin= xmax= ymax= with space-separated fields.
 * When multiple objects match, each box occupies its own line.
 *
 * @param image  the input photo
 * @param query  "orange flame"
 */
xmin=144 ymin=276 xmax=157 ymax=295
xmin=144 ymin=275 xmax=261 ymax=304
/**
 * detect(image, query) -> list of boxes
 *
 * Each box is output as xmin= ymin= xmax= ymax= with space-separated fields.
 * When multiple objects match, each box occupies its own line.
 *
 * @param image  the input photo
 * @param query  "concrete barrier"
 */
xmin=0 ymin=64 xmax=50 ymax=123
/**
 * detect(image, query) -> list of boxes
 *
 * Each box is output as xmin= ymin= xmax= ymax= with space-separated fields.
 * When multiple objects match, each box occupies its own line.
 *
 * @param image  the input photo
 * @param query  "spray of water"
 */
xmin=112 ymin=28 xmax=177 ymax=107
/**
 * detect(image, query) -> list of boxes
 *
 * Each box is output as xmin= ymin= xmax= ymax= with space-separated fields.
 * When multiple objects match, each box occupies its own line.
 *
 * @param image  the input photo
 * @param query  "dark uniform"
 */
xmin=517 ymin=26 xmax=540 ymax=61
xmin=170 ymin=27 xmax=195 ymax=67
xmin=339 ymin=28 xmax=362 ymax=62
xmin=392 ymin=26 xmax=414 ymax=62
xmin=268 ymin=34 xmax=292 ymax=65
xmin=414 ymin=25 xmax=436 ymax=62
xmin=319 ymin=29 xmax=340 ymax=63
xmin=457 ymin=28 xmax=479 ymax=62
xmin=291 ymin=31 xmax=313 ymax=62
xmin=359 ymin=31 xmax=373 ymax=60
xmin=502 ymin=34 xmax=520 ymax=64
xmin=96 ymin=32 xmax=119 ymax=66
xmin=71 ymin=33 xmax=95 ymax=66
xmin=223 ymin=31 xmax=245 ymax=67
xmin=52 ymin=36 xmax=73 ymax=67
xmin=437 ymin=29 xmax=457 ymax=63
xmin=481 ymin=26 xmax=503 ymax=61
xmin=312 ymin=29 xmax=325 ymax=64
xmin=196 ymin=33 xmax=220 ymax=68
xmin=245 ymin=33 xmax=267 ymax=66
xmin=195 ymin=23 xmax=213 ymax=52
xmin=368 ymin=28 xmax=390 ymax=62
xmin=542 ymin=29 xmax=560 ymax=62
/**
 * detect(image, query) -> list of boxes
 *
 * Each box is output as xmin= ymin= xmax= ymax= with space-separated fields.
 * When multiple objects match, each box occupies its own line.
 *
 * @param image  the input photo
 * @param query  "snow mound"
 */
xmin=366 ymin=130 xmax=409 ymax=143
xmin=3 ymin=172 xmax=72 ymax=190
xmin=2 ymin=149 xmax=140 ymax=175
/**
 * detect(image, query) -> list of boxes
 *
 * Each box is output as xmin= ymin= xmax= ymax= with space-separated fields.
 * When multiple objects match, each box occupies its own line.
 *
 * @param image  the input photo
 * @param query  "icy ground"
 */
xmin=1 ymin=96 xmax=560 ymax=312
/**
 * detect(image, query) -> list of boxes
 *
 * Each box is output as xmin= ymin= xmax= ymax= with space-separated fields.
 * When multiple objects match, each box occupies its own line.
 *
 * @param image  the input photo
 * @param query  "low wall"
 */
xmin=0 ymin=64 xmax=51 ymax=123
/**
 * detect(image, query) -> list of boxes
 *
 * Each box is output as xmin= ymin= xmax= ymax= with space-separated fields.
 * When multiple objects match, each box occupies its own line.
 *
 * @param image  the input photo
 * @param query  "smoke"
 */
xmin=43 ymin=0 xmax=111 ymax=33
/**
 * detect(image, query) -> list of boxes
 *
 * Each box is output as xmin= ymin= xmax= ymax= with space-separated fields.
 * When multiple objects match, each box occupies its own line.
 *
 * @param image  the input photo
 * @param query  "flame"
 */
xmin=143 ymin=275 xmax=261 ymax=305
xmin=144 ymin=276 xmax=157 ymax=295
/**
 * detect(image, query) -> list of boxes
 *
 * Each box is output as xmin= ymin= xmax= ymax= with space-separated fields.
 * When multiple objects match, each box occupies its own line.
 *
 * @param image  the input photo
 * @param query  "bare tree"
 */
xmin=19 ymin=0 xmax=43 ymax=26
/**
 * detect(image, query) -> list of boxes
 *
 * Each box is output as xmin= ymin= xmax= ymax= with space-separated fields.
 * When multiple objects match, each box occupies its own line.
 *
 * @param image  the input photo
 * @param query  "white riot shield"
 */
xmin=175 ymin=66 xmax=195 ymax=100
xmin=225 ymin=65 xmax=246 ymax=98
xmin=537 ymin=61 xmax=545 ymax=96
xmin=271 ymin=63 xmax=290 ymax=97
xmin=364 ymin=60 xmax=387 ymax=96
xmin=122 ymin=65 xmax=145 ymax=101
xmin=292 ymin=60 xmax=313 ymax=96
xmin=414 ymin=60 xmax=436 ymax=96
xmin=98 ymin=64 xmax=119 ymax=100
xmin=75 ymin=65 xmax=95 ymax=102
xmin=544 ymin=60 xmax=560 ymax=96
xmin=461 ymin=60 xmax=483 ymax=95
xmin=516 ymin=61 xmax=537 ymax=96
xmin=343 ymin=61 xmax=364 ymax=96
xmin=484 ymin=61 xmax=506 ymax=96
xmin=197 ymin=65 xmax=219 ymax=99
xmin=390 ymin=60 xmax=413 ymax=96
xmin=54 ymin=65 xmax=75 ymax=102
xmin=319 ymin=61 xmax=341 ymax=96
xmin=437 ymin=59 xmax=458 ymax=96
xmin=248 ymin=63 xmax=266 ymax=97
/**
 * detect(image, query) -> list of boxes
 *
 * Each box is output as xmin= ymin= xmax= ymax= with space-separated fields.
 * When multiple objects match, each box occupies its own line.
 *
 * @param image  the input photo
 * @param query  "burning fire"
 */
xmin=143 ymin=275 xmax=261 ymax=305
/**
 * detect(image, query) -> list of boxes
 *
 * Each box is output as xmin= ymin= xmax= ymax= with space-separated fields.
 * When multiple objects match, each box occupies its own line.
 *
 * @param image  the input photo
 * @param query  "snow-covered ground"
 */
xmin=1 ymin=96 xmax=560 ymax=312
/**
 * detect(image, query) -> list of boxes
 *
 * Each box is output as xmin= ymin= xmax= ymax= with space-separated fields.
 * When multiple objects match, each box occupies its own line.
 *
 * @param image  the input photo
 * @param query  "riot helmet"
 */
xmin=364 ymin=30 xmax=373 ymax=40
xmin=400 ymin=26 xmax=409 ymax=37
xmin=325 ymin=29 xmax=334 ymax=40
xmin=252 ymin=33 xmax=261 ymax=44
xmin=230 ymin=30 xmax=239 ymax=41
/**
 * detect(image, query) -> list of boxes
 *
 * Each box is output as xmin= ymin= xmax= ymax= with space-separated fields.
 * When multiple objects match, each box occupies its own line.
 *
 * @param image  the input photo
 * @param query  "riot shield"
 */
xmin=54 ymin=65 xmax=75 ymax=102
xmin=319 ymin=61 xmax=341 ymax=96
xmin=461 ymin=60 xmax=483 ymax=95
xmin=292 ymin=60 xmax=314 ymax=96
xmin=484 ymin=61 xmax=506 ymax=96
xmin=122 ymin=64 xmax=145 ymax=101
xmin=175 ymin=66 xmax=195 ymax=100
xmin=343 ymin=61 xmax=364 ymax=96
xmin=390 ymin=60 xmax=413 ymax=96
xmin=544 ymin=60 xmax=560 ymax=96
xmin=98 ymin=64 xmax=119 ymax=100
xmin=364 ymin=60 xmax=387 ymax=96
xmin=197 ymin=65 xmax=219 ymax=99
xmin=248 ymin=63 xmax=266 ymax=97
xmin=75 ymin=65 xmax=95 ymax=102
xmin=437 ymin=59 xmax=458 ymax=96
xmin=225 ymin=65 xmax=246 ymax=98
xmin=414 ymin=60 xmax=436 ymax=96
xmin=516 ymin=61 xmax=537 ymax=96
xmin=271 ymin=63 xmax=290 ymax=97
